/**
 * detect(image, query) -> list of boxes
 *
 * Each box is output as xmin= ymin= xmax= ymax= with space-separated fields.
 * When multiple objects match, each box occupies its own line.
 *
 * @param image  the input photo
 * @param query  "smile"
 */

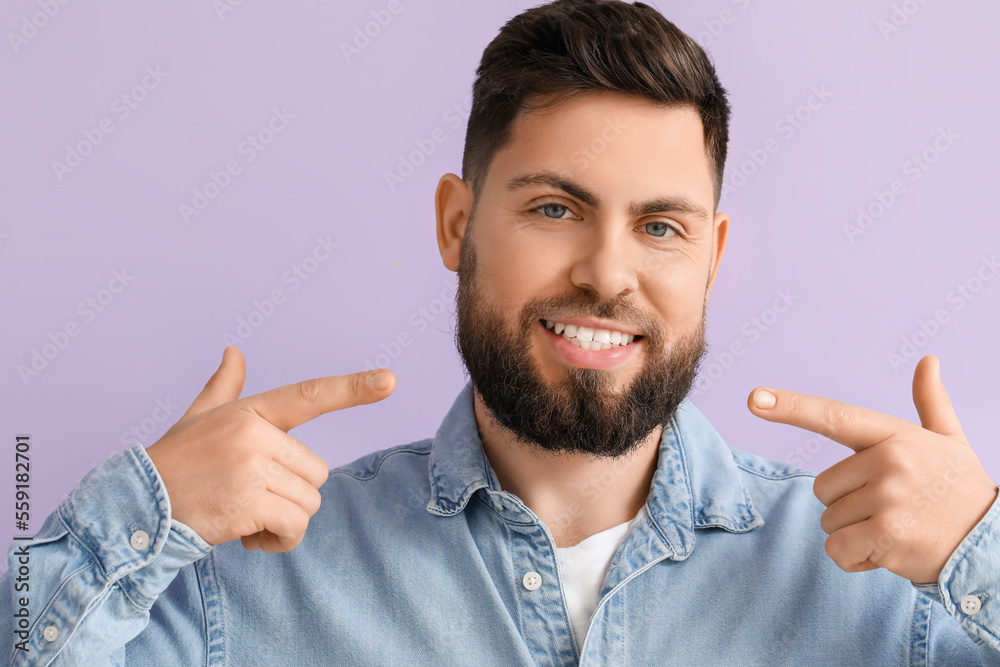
xmin=541 ymin=319 xmax=643 ymax=351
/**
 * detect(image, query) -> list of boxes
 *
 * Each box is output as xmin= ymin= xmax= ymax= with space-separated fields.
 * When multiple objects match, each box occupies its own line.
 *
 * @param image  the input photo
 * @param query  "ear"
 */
xmin=435 ymin=173 xmax=474 ymax=271
xmin=705 ymin=211 xmax=729 ymax=299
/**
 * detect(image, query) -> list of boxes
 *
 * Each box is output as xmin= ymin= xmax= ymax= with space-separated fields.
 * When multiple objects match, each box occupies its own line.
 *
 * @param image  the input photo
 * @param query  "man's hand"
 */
xmin=747 ymin=354 xmax=998 ymax=584
xmin=145 ymin=346 xmax=396 ymax=553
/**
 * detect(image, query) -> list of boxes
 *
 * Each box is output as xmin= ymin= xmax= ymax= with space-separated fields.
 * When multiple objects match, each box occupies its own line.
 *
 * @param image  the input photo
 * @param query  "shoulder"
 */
xmin=726 ymin=445 xmax=827 ymax=520
xmin=328 ymin=438 xmax=433 ymax=481
xmin=320 ymin=438 xmax=434 ymax=510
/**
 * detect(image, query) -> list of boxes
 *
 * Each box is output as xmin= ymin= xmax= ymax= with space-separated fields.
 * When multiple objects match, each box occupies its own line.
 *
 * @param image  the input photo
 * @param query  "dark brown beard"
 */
xmin=454 ymin=235 xmax=708 ymax=459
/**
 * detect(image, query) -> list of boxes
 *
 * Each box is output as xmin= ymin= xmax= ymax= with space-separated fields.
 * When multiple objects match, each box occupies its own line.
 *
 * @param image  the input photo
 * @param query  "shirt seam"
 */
xmin=734 ymin=462 xmax=818 ymax=482
xmin=54 ymin=508 xmax=113 ymax=584
xmin=194 ymin=557 xmax=210 ymax=667
xmin=329 ymin=446 xmax=430 ymax=481
xmin=31 ymin=578 xmax=115 ymax=667
xmin=911 ymin=589 xmax=931 ymax=666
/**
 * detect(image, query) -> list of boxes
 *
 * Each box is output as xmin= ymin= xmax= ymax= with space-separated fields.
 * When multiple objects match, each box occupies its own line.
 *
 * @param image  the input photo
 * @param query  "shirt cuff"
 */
xmin=56 ymin=443 xmax=213 ymax=607
xmin=924 ymin=486 xmax=1000 ymax=648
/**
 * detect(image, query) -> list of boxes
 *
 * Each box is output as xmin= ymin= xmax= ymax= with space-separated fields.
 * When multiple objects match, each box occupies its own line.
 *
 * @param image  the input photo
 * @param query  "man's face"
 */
xmin=451 ymin=91 xmax=727 ymax=459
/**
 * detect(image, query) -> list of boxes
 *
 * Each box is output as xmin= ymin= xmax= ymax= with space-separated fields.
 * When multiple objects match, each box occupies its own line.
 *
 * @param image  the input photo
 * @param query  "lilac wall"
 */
xmin=3 ymin=0 xmax=998 ymax=563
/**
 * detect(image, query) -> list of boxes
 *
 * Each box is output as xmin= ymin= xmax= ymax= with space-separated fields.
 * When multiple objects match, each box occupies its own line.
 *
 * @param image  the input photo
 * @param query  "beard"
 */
xmin=454 ymin=234 xmax=708 ymax=460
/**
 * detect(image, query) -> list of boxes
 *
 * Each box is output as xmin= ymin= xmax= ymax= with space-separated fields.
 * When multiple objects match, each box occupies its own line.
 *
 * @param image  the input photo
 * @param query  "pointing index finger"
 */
xmin=241 ymin=369 xmax=396 ymax=432
xmin=747 ymin=387 xmax=910 ymax=452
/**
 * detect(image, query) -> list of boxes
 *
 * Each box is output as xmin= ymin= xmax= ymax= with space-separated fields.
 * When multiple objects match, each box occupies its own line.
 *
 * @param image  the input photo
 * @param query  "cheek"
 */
xmin=641 ymin=274 xmax=706 ymax=327
xmin=479 ymin=231 xmax=564 ymax=298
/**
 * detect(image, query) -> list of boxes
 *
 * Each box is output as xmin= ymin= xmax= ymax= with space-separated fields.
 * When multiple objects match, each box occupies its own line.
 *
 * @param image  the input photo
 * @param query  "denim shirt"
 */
xmin=4 ymin=381 xmax=1000 ymax=666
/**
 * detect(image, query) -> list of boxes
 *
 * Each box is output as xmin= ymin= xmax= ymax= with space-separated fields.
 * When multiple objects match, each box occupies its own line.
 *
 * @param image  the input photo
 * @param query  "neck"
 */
xmin=473 ymin=389 xmax=661 ymax=548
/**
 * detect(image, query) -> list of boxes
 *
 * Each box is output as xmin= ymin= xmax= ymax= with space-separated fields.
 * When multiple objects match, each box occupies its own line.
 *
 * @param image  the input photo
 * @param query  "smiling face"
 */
xmin=437 ymin=90 xmax=729 ymax=458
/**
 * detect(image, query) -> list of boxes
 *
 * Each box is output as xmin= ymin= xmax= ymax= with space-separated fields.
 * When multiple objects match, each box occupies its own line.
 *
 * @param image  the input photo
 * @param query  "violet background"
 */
xmin=2 ymin=0 xmax=998 ymax=566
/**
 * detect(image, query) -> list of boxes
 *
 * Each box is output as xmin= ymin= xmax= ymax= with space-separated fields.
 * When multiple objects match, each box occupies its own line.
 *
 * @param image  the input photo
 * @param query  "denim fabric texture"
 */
xmin=4 ymin=381 xmax=1000 ymax=665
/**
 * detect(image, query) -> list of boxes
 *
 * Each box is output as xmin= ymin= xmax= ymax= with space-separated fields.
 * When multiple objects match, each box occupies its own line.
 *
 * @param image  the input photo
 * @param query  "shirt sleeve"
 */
xmin=914 ymin=486 xmax=1000 ymax=666
xmin=2 ymin=444 xmax=213 ymax=665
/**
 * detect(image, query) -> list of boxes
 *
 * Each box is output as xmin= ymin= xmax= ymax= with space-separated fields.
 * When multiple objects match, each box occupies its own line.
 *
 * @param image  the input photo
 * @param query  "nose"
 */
xmin=568 ymin=222 xmax=639 ymax=300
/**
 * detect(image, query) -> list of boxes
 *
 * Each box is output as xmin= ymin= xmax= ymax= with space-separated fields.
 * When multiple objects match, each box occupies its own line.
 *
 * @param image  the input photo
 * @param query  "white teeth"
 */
xmin=543 ymin=320 xmax=639 ymax=350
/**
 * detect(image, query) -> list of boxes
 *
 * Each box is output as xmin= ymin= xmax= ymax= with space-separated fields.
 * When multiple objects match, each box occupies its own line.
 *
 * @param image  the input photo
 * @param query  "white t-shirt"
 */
xmin=555 ymin=505 xmax=648 ymax=653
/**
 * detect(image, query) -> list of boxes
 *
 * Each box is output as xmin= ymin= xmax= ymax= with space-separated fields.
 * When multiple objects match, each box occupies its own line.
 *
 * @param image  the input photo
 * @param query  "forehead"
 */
xmin=484 ymin=91 xmax=714 ymax=209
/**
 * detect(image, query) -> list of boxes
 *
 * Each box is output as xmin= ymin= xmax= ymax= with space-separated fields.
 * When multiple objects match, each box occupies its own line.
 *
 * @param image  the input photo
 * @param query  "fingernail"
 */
xmin=753 ymin=389 xmax=776 ymax=409
xmin=367 ymin=370 xmax=390 ymax=390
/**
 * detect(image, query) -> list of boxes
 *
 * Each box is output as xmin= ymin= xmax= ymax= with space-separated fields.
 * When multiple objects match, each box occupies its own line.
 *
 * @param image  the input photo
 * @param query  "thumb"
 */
xmin=179 ymin=346 xmax=247 ymax=420
xmin=912 ymin=354 xmax=967 ymax=442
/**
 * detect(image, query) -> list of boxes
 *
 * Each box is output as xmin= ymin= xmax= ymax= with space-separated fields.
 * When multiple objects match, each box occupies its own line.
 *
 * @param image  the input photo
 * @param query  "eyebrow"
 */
xmin=505 ymin=170 xmax=711 ymax=221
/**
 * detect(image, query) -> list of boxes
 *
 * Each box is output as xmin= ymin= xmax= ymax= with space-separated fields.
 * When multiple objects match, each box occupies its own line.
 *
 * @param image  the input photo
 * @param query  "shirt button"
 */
xmin=522 ymin=571 xmax=542 ymax=591
xmin=130 ymin=530 xmax=150 ymax=551
xmin=42 ymin=625 xmax=59 ymax=642
xmin=961 ymin=595 xmax=982 ymax=615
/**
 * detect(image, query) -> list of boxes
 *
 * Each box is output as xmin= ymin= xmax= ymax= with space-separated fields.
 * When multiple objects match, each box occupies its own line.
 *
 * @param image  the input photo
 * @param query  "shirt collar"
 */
xmin=425 ymin=381 xmax=764 ymax=556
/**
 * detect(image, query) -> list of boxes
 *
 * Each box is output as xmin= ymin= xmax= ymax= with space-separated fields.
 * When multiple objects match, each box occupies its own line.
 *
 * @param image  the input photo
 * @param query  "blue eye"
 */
xmin=644 ymin=221 xmax=677 ymax=238
xmin=535 ymin=203 xmax=572 ymax=219
xmin=532 ymin=203 xmax=680 ymax=239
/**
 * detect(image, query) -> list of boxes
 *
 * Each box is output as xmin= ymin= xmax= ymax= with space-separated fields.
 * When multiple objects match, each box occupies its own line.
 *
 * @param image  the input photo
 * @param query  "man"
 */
xmin=5 ymin=0 xmax=999 ymax=664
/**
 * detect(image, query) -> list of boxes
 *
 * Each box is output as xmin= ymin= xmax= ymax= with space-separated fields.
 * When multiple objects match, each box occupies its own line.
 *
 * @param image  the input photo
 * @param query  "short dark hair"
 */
xmin=461 ymin=0 xmax=731 ymax=212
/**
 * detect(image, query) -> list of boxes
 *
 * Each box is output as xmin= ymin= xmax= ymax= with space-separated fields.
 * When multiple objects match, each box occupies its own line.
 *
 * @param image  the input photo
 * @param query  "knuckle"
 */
xmin=875 ymin=478 xmax=908 ymax=507
xmin=348 ymin=371 xmax=366 ymax=397
xmin=819 ymin=508 xmax=835 ymax=534
xmin=276 ymin=439 xmax=302 ymax=464
xmin=823 ymin=534 xmax=844 ymax=564
xmin=306 ymin=489 xmax=323 ymax=515
xmin=822 ymin=402 xmax=851 ymax=435
xmin=261 ymin=458 xmax=284 ymax=480
xmin=290 ymin=508 xmax=311 ymax=535
xmin=311 ymin=460 xmax=331 ymax=487
xmin=812 ymin=473 xmax=831 ymax=503
xmin=231 ymin=412 xmax=266 ymax=442
xmin=872 ymin=548 xmax=895 ymax=571
xmin=298 ymin=378 xmax=323 ymax=404
xmin=870 ymin=514 xmax=895 ymax=539
xmin=876 ymin=444 xmax=915 ymax=478
xmin=261 ymin=536 xmax=285 ymax=553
